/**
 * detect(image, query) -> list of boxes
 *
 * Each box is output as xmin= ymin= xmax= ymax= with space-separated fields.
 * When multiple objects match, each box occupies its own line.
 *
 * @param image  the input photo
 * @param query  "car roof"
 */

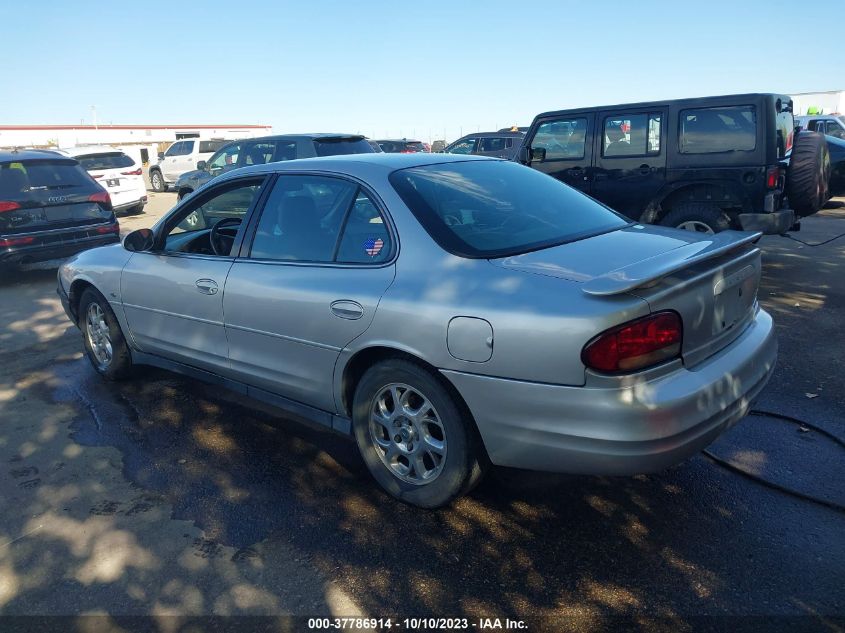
xmin=224 ymin=133 xmax=365 ymax=144
xmin=0 ymin=148 xmax=72 ymax=162
xmin=460 ymin=131 xmax=525 ymax=138
xmin=374 ymin=138 xmax=423 ymax=143
xmin=62 ymin=145 xmax=126 ymax=157
xmin=217 ymin=152 xmax=493 ymax=181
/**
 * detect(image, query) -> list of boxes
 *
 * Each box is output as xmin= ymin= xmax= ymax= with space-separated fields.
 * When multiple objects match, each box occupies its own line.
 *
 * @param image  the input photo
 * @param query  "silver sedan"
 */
xmin=57 ymin=154 xmax=777 ymax=508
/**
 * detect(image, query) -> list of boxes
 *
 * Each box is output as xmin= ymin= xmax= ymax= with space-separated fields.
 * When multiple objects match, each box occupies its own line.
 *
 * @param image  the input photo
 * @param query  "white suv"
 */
xmin=63 ymin=146 xmax=147 ymax=215
xmin=149 ymin=138 xmax=228 ymax=192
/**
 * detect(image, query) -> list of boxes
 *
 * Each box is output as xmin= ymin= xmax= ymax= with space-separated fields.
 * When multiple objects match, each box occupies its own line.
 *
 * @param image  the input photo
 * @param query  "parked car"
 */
xmin=375 ymin=139 xmax=427 ymax=153
xmin=518 ymin=93 xmax=830 ymax=234
xmin=58 ymin=154 xmax=776 ymax=508
xmin=174 ymin=134 xmax=375 ymax=199
xmin=795 ymin=114 xmax=845 ymax=141
xmin=149 ymin=138 xmax=229 ymax=192
xmin=366 ymin=139 xmax=384 ymax=152
xmin=822 ymin=135 xmax=845 ymax=196
xmin=62 ymin=146 xmax=146 ymax=215
xmin=443 ymin=132 xmax=525 ymax=159
xmin=1 ymin=149 xmax=119 ymax=272
xmin=430 ymin=140 xmax=447 ymax=153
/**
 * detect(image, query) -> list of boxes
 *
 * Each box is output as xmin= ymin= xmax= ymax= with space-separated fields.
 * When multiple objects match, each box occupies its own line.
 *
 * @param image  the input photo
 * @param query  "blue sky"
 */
xmin=2 ymin=1 xmax=840 ymax=141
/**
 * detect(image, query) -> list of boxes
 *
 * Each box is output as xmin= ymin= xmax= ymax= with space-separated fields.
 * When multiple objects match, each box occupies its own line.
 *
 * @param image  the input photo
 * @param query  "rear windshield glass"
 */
xmin=0 ymin=160 xmax=91 ymax=197
xmin=405 ymin=142 xmax=425 ymax=152
xmin=679 ymin=105 xmax=756 ymax=154
xmin=389 ymin=160 xmax=628 ymax=258
xmin=200 ymin=140 xmax=227 ymax=153
xmin=76 ymin=152 xmax=134 ymax=171
xmin=313 ymin=137 xmax=375 ymax=156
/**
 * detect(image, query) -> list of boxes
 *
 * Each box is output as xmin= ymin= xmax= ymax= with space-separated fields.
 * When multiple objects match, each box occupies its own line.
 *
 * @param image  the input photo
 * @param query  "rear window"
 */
xmin=404 ymin=142 xmax=425 ymax=152
xmin=200 ymin=140 xmax=227 ymax=153
xmin=0 ymin=160 xmax=92 ymax=197
xmin=76 ymin=152 xmax=134 ymax=171
xmin=313 ymin=137 xmax=375 ymax=157
xmin=679 ymin=105 xmax=756 ymax=154
xmin=389 ymin=160 xmax=628 ymax=259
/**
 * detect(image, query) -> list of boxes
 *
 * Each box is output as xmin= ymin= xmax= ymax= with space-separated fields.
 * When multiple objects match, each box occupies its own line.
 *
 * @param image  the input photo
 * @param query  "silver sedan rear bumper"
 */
xmin=441 ymin=309 xmax=777 ymax=474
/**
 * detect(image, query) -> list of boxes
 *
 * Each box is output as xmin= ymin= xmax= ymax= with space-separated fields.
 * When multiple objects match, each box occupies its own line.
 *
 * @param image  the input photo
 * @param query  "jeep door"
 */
xmin=526 ymin=114 xmax=594 ymax=194
xmin=591 ymin=109 xmax=666 ymax=220
xmin=223 ymin=174 xmax=395 ymax=413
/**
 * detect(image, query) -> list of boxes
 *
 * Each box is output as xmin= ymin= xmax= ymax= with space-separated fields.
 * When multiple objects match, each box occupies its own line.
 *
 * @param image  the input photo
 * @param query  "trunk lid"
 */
xmin=491 ymin=225 xmax=762 ymax=366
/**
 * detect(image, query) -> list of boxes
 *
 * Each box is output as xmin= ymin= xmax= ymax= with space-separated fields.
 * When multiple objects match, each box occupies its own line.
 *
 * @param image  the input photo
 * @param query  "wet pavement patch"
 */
xmin=706 ymin=411 xmax=845 ymax=509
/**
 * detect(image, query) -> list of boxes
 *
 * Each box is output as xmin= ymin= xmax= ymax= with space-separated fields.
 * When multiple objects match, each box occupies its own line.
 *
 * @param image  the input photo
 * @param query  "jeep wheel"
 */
xmin=661 ymin=203 xmax=731 ymax=234
xmin=787 ymin=130 xmax=831 ymax=217
xmin=150 ymin=170 xmax=165 ymax=193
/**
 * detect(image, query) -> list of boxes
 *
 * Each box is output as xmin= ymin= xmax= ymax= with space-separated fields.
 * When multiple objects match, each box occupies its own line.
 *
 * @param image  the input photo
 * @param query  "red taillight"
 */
xmin=121 ymin=168 xmax=142 ymax=176
xmin=0 ymin=201 xmax=21 ymax=213
xmin=95 ymin=223 xmax=120 ymax=234
xmin=92 ymin=174 xmax=103 ymax=179
xmin=582 ymin=311 xmax=683 ymax=373
xmin=88 ymin=190 xmax=112 ymax=208
xmin=766 ymin=166 xmax=781 ymax=189
xmin=0 ymin=235 xmax=35 ymax=247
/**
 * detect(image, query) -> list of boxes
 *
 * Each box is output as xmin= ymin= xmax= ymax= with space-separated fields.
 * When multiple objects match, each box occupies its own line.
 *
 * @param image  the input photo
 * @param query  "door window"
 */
xmin=479 ymin=137 xmax=506 ymax=152
xmin=531 ymin=118 xmax=587 ymax=160
xmin=243 ymin=143 xmax=276 ymax=166
xmin=165 ymin=142 xmax=185 ymax=157
xmin=602 ymin=113 xmax=661 ymax=157
xmin=181 ymin=140 xmax=195 ymax=155
xmin=207 ymin=143 xmax=242 ymax=176
xmin=335 ymin=191 xmax=392 ymax=263
xmin=162 ymin=179 xmax=263 ymax=255
xmin=826 ymin=121 xmax=845 ymax=140
xmin=446 ymin=139 xmax=477 ymax=154
xmin=273 ymin=141 xmax=298 ymax=161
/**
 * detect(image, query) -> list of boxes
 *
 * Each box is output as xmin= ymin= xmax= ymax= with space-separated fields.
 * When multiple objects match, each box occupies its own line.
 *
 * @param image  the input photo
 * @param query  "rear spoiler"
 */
xmin=582 ymin=230 xmax=762 ymax=296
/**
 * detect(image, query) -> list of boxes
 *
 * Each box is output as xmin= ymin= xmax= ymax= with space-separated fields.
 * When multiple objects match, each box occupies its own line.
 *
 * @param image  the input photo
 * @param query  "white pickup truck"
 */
xmin=148 ymin=138 xmax=228 ymax=192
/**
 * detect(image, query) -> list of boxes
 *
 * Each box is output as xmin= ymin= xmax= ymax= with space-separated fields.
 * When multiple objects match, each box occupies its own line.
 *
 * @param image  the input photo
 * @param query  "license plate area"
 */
xmin=713 ymin=265 xmax=757 ymax=334
xmin=106 ymin=178 xmax=120 ymax=188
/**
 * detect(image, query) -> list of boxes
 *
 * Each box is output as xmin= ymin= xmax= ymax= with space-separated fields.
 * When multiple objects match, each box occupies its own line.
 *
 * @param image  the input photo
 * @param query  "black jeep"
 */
xmin=517 ymin=93 xmax=830 ymax=234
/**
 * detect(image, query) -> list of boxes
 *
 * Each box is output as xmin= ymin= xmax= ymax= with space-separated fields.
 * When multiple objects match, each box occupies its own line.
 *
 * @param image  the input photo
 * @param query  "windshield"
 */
xmin=76 ymin=152 xmax=134 ymax=171
xmin=389 ymin=160 xmax=629 ymax=258
xmin=199 ymin=140 xmax=226 ymax=153
xmin=313 ymin=137 xmax=375 ymax=156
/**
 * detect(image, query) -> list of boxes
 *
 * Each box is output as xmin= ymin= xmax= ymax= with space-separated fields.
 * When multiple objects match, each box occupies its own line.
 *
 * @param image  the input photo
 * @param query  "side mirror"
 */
xmin=196 ymin=160 xmax=207 ymax=171
xmin=157 ymin=151 xmax=165 ymax=161
xmin=123 ymin=228 xmax=154 ymax=252
xmin=530 ymin=147 xmax=546 ymax=162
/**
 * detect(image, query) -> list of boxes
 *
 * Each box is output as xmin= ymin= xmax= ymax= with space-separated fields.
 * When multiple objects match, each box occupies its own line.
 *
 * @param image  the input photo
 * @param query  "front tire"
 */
xmin=78 ymin=288 xmax=134 ymax=380
xmin=661 ymin=203 xmax=731 ymax=234
xmin=352 ymin=359 xmax=480 ymax=508
xmin=149 ymin=169 xmax=166 ymax=193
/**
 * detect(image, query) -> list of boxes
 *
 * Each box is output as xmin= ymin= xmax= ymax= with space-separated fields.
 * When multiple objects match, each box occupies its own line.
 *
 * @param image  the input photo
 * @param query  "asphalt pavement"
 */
xmin=0 ymin=195 xmax=843 ymax=631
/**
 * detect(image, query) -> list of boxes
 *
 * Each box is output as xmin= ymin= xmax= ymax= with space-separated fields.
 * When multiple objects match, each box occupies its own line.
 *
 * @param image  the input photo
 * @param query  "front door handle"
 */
xmin=195 ymin=278 xmax=219 ymax=295
xmin=331 ymin=300 xmax=364 ymax=320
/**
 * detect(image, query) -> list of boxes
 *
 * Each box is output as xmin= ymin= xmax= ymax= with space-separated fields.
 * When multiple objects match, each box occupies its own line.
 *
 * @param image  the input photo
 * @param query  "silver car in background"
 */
xmin=57 ymin=154 xmax=777 ymax=508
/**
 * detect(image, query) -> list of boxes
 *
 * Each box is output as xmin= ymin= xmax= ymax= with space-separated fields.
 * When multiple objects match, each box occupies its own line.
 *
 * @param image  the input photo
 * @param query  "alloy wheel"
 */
xmin=85 ymin=303 xmax=113 ymax=368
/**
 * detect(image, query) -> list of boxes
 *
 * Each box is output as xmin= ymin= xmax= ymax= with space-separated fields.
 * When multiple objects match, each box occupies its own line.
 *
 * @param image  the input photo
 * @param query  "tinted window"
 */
xmin=273 ymin=141 xmax=298 ymax=161
xmin=243 ymin=142 xmax=276 ymax=166
xmin=446 ymin=139 xmax=477 ymax=154
xmin=76 ymin=152 xmax=135 ymax=171
xmin=182 ymin=141 xmax=195 ymax=154
xmin=199 ymin=140 xmax=227 ymax=153
xmin=602 ymin=113 xmax=661 ymax=157
xmin=389 ymin=160 xmax=628 ymax=258
xmin=313 ymin=137 xmax=374 ymax=157
xmin=208 ymin=143 xmax=242 ymax=175
xmin=250 ymin=175 xmax=357 ymax=262
xmin=679 ymin=106 xmax=756 ymax=154
xmin=0 ymin=160 xmax=91 ymax=197
xmin=404 ymin=142 xmax=425 ymax=152
xmin=480 ymin=137 xmax=506 ymax=152
xmin=532 ymin=118 xmax=587 ymax=160
xmin=164 ymin=142 xmax=184 ymax=157
xmin=336 ymin=191 xmax=391 ymax=263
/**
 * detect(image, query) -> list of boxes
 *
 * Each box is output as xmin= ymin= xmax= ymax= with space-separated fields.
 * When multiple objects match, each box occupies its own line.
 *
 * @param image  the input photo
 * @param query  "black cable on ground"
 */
xmin=781 ymin=231 xmax=845 ymax=247
xmin=701 ymin=408 xmax=845 ymax=514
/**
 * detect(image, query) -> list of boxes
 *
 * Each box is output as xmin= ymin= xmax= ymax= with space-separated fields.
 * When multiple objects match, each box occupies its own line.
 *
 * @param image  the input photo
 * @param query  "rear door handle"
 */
xmin=331 ymin=300 xmax=364 ymax=320
xmin=638 ymin=164 xmax=653 ymax=174
xmin=195 ymin=278 xmax=219 ymax=295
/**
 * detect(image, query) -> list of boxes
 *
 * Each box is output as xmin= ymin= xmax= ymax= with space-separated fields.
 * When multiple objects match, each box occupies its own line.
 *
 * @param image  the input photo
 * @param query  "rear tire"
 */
xmin=352 ymin=359 xmax=482 ymax=508
xmin=78 ymin=287 xmax=135 ymax=381
xmin=149 ymin=169 xmax=166 ymax=193
xmin=661 ymin=203 xmax=731 ymax=234
xmin=787 ymin=130 xmax=831 ymax=217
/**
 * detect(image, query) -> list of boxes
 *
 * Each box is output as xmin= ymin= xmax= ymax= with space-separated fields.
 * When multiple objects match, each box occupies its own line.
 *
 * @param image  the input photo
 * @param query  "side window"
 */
xmin=679 ymin=105 xmax=756 ymax=154
xmin=249 ymin=176 xmax=357 ymax=262
xmin=336 ymin=191 xmax=392 ymax=263
xmin=447 ymin=139 xmax=477 ymax=154
xmin=273 ymin=141 xmax=298 ymax=161
xmin=243 ymin=142 xmax=276 ymax=165
xmin=807 ymin=120 xmax=822 ymax=132
xmin=602 ymin=113 xmax=661 ymax=157
xmin=181 ymin=140 xmax=195 ymax=155
xmin=480 ymin=137 xmax=506 ymax=152
xmin=828 ymin=123 xmax=845 ymax=140
xmin=163 ymin=180 xmax=263 ymax=255
xmin=531 ymin=118 xmax=587 ymax=160
xmin=208 ymin=143 xmax=242 ymax=175
xmin=164 ymin=142 xmax=184 ymax=157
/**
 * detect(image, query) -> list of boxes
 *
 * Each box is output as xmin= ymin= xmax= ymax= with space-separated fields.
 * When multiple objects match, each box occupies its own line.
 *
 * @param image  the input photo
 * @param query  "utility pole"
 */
xmin=91 ymin=106 xmax=98 ymax=130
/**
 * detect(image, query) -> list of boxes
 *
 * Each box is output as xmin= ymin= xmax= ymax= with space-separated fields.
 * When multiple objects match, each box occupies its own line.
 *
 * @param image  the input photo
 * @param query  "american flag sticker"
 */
xmin=364 ymin=237 xmax=384 ymax=257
